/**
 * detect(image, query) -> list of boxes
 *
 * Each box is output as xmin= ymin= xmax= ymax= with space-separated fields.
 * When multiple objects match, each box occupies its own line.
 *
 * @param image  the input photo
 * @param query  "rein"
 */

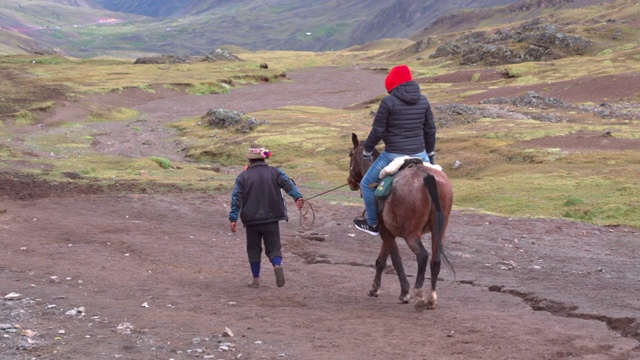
xmin=298 ymin=183 xmax=349 ymax=230
xmin=305 ymin=183 xmax=350 ymax=200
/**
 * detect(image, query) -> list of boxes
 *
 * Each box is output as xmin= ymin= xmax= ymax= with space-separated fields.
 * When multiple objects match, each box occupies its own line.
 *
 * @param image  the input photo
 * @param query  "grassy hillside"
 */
xmin=1 ymin=0 xmax=639 ymax=229
xmin=0 ymin=0 xmax=144 ymax=55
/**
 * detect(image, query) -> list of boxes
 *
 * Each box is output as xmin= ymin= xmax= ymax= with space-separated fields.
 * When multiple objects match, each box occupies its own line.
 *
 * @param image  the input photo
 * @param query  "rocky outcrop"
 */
xmin=202 ymin=109 xmax=266 ymax=133
xmin=134 ymin=54 xmax=192 ymax=64
xmin=134 ymin=49 xmax=242 ymax=64
xmin=202 ymin=48 xmax=242 ymax=62
xmin=430 ymin=19 xmax=593 ymax=66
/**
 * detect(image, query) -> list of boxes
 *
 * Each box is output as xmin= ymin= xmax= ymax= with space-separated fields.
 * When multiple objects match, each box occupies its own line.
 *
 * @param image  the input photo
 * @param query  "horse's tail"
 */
xmin=423 ymin=174 xmax=455 ymax=278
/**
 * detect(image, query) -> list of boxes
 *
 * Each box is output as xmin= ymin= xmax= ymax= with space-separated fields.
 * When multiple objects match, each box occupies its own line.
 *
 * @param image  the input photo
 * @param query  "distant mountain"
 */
xmin=0 ymin=0 xmax=525 ymax=57
xmin=91 ymin=0 xmax=195 ymax=17
xmin=0 ymin=0 xmax=621 ymax=58
xmin=90 ymin=0 xmax=523 ymax=47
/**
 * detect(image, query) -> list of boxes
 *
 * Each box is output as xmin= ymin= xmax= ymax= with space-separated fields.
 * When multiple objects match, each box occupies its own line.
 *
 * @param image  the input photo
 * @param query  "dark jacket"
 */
xmin=363 ymin=80 xmax=436 ymax=155
xmin=229 ymin=161 xmax=303 ymax=226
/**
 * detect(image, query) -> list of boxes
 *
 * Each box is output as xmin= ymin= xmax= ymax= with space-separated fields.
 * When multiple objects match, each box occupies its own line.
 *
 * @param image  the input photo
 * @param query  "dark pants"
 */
xmin=245 ymin=221 xmax=282 ymax=263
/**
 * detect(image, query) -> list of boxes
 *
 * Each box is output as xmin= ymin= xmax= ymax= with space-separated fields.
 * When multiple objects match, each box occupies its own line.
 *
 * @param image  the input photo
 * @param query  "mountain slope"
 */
xmin=0 ymin=0 xmax=633 ymax=58
xmin=1 ymin=0 xmax=524 ymax=57
xmin=92 ymin=0 xmax=194 ymax=17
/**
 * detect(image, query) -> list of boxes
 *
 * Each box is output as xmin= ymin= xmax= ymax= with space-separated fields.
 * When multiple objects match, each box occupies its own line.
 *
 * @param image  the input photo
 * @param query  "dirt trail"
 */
xmin=1 ymin=66 xmax=640 ymax=359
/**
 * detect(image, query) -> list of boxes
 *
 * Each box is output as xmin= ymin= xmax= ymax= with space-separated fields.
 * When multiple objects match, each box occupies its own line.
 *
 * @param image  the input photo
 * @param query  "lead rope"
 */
xmin=298 ymin=183 xmax=349 ymax=230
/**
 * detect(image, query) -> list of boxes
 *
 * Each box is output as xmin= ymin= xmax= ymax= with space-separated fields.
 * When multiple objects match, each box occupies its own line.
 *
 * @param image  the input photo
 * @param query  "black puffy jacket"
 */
xmin=229 ymin=161 xmax=303 ymax=226
xmin=363 ymin=80 xmax=436 ymax=155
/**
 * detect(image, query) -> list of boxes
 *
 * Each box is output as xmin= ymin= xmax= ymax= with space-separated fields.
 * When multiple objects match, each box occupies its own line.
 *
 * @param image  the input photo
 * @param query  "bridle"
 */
xmin=348 ymin=143 xmax=374 ymax=191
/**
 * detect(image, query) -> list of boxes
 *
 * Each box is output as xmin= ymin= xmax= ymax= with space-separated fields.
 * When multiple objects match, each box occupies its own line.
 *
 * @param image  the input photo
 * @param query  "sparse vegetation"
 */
xmin=14 ymin=110 xmax=37 ymax=125
xmin=0 ymin=0 xmax=639 ymax=229
xmin=186 ymin=82 xmax=230 ymax=95
xmin=150 ymin=156 xmax=172 ymax=169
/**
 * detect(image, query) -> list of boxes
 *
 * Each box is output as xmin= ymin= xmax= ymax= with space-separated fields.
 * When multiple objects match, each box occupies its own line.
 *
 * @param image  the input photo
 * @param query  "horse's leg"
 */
xmin=384 ymin=232 xmax=411 ymax=303
xmin=368 ymin=242 xmax=389 ymax=298
xmin=405 ymin=237 xmax=429 ymax=311
xmin=427 ymin=237 xmax=442 ymax=309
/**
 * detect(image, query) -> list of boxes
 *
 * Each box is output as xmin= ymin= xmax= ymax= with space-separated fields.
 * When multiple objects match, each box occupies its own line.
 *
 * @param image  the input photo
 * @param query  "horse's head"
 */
xmin=348 ymin=132 xmax=378 ymax=191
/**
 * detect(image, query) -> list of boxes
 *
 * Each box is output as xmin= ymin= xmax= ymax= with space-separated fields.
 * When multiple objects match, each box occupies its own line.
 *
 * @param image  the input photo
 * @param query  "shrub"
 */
xmin=150 ymin=156 xmax=172 ymax=169
xmin=563 ymin=196 xmax=585 ymax=206
xmin=15 ymin=110 xmax=36 ymax=125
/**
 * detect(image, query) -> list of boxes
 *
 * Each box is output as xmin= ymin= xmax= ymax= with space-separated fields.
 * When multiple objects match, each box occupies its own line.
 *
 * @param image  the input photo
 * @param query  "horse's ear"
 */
xmin=351 ymin=133 xmax=359 ymax=147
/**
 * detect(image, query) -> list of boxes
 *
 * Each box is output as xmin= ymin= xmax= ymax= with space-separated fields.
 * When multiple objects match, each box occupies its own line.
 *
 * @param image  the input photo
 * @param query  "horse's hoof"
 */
xmin=399 ymin=295 xmax=410 ymax=303
xmin=368 ymin=289 xmax=379 ymax=298
xmin=427 ymin=291 xmax=437 ymax=309
xmin=415 ymin=299 xmax=427 ymax=312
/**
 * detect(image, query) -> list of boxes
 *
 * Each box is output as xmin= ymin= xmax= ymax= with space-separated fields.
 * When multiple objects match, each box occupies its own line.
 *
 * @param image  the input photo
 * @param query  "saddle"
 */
xmin=373 ymin=157 xmax=443 ymax=202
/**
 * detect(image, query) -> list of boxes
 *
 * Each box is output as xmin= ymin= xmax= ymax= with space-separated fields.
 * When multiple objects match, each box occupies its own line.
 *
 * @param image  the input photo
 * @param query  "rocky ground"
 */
xmin=1 ymin=66 xmax=640 ymax=359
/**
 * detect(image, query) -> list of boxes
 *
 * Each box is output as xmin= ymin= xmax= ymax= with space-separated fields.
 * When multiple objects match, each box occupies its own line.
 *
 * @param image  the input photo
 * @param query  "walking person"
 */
xmin=354 ymin=64 xmax=438 ymax=236
xmin=229 ymin=144 xmax=304 ymax=288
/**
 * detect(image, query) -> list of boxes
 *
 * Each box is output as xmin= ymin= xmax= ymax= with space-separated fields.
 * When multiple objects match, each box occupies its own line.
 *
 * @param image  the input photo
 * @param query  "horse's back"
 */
xmin=381 ymin=166 xmax=452 ymax=237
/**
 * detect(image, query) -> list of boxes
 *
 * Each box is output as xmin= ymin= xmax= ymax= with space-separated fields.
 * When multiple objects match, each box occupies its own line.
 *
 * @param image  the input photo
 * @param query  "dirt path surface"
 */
xmin=1 ymin=67 xmax=640 ymax=360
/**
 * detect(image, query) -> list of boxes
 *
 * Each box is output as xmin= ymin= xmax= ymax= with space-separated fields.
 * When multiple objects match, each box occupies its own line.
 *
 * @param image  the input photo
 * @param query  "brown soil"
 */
xmin=520 ymin=130 xmax=640 ymax=152
xmin=423 ymin=69 xmax=640 ymax=104
xmin=1 ymin=66 xmax=640 ymax=360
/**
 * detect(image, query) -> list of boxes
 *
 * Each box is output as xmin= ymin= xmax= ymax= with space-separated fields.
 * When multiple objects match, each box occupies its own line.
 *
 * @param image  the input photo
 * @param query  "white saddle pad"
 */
xmin=379 ymin=156 xmax=442 ymax=179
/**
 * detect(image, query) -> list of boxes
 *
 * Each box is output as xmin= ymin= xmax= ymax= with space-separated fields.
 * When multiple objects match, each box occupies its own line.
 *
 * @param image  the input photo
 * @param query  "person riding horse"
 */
xmin=354 ymin=64 xmax=437 ymax=236
xmin=348 ymin=133 xmax=454 ymax=311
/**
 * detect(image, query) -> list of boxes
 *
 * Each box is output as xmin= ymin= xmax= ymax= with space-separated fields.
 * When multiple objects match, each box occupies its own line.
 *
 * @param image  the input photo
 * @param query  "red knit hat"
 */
xmin=384 ymin=64 xmax=413 ymax=92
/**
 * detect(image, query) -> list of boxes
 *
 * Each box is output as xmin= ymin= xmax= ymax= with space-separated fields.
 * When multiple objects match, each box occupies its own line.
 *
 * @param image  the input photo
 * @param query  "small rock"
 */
xmin=3 ymin=292 xmax=21 ymax=300
xmin=498 ymin=260 xmax=517 ymax=270
xmin=223 ymin=327 xmax=234 ymax=337
xmin=116 ymin=322 xmax=134 ymax=334
xmin=21 ymin=329 xmax=36 ymax=337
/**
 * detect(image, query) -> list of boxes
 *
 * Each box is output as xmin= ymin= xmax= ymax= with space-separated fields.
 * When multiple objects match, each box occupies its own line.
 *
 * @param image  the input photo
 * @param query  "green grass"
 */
xmin=14 ymin=110 xmax=37 ymax=125
xmin=186 ymin=82 xmax=231 ymax=95
xmin=150 ymin=156 xmax=172 ymax=169
xmin=2 ymin=5 xmax=640 ymax=230
xmin=452 ymin=168 xmax=640 ymax=228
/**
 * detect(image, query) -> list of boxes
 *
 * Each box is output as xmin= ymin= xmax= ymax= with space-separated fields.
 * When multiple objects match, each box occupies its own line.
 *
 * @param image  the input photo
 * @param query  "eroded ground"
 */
xmin=1 ymin=66 xmax=640 ymax=359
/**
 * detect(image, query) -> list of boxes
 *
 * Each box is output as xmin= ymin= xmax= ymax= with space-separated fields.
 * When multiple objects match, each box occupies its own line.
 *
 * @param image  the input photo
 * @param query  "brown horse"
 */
xmin=348 ymin=133 xmax=454 ymax=311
